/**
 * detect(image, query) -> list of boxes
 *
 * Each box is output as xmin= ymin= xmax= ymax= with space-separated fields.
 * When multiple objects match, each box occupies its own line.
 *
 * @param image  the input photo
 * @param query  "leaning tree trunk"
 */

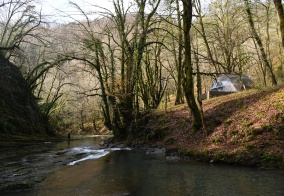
xmin=244 ymin=0 xmax=277 ymax=86
xmin=273 ymin=0 xmax=284 ymax=52
xmin=194 ymin=0 xmax=218 ymax=73
xmin=182 ymin=0 xmax=203 ymax=132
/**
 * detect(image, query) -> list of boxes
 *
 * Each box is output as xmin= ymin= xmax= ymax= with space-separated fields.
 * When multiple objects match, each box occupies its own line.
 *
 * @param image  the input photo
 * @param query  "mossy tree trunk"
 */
xmin=174 ymin=0 xmax=184 ymax=105
xmin=273 ymin=0 xmax=284 ymax=52
xmin=182 ymin=0 xmax=204 ymax=132
xmin=244 ymin=0 xmax=277 ymax=86
xmin=110 ymin=0 xmax=162 ymax=139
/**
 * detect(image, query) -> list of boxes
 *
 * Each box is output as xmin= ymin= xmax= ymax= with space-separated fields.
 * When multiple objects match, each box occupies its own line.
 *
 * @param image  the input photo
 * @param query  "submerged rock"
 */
xmin=55 ymin=150 xmax=68 ymax=155
xmin=146 ymin=148 xmax=166 ymax=156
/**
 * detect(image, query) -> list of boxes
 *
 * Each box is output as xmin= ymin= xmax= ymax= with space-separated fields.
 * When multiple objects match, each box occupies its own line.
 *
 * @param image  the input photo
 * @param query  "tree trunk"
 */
xmin=182 ymin=0 xmax=203 ymax=132
xmin=192 ymin=37 xmax=205 ymax=132
xmin=194 ymin=0 xmax=218 ymax=73
xmin=97 ymin=67 xmax=112 ymax=130
xmin=175 ymin=0 xmax=184 ymax=105
xmin=273 ymin=0 xmax=284 ymax=52
xmin=244 ymin=0 xmax=277 ymax=86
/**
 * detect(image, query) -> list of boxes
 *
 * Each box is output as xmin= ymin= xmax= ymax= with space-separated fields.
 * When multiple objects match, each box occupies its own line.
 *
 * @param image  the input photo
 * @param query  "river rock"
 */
xmin=146 ymin=148 xmax=166 ymax=156
xmin=99 ymin=140 xmax=108 ymax=147
xmin=166 ymin=155 xmax=181 ymax=161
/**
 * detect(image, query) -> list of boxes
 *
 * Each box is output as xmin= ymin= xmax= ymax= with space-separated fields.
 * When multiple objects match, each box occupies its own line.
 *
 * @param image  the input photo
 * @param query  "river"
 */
xmin=0 ymin=135 xmax=284 ymax=196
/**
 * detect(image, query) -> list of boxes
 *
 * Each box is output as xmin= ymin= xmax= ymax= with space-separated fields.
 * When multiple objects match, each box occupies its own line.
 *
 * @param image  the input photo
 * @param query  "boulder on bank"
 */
xmin=0 ymin=54 xmax=51 ymax=135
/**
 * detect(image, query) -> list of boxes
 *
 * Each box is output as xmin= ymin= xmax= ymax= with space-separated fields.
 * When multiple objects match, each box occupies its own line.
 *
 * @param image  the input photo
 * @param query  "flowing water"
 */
xmin=0 ymin=135 xmax=284 ymax=196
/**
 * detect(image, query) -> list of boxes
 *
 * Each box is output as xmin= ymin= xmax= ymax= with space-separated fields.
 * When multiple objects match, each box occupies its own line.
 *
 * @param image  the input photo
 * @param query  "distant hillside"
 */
xmin=0 ymin=54 xmax=52 ymax=137
xmin=128 ymin=86 xmax=284 ymax=168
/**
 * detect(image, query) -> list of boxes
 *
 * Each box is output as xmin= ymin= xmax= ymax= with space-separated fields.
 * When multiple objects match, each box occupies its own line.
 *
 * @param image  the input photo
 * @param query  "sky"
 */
xmin=40 ymin=0 xmax=125 ymax=22
xmin=39 ymin=0 xmax=211 ymax=23
xmin=42 ymin=0 xmax=114 ymax=12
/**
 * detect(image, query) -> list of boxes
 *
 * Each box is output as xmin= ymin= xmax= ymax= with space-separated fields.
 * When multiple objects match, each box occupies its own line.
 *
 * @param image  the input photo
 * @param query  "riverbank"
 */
xmin=126 ymin=86 xmax=284 ymax=169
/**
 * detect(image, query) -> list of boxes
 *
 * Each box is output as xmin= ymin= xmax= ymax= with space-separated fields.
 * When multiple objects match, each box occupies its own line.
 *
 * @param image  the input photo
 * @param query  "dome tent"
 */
xmin=210 ymin=74 xmax=253 ymax=92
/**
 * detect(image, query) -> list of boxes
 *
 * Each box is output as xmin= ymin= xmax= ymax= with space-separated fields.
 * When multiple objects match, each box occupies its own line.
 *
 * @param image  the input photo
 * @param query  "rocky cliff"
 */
xmin=0 ymin=54 xmax=51 ymax=135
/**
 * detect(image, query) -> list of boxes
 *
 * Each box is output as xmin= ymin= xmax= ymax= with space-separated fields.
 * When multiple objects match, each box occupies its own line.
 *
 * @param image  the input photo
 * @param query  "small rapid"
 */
xmin=0 ymin=135 xmax=128 ymax=192
xmin=1 ymin=135 xmax=284 ymax=196
xmin=67 ymin=147 xmax=131 ymax=165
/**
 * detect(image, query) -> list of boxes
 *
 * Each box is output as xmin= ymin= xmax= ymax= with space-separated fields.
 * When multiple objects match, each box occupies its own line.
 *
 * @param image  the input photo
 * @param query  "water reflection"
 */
xmin=1 ymin=136 xmax=284 ymax=196
xmin=30 ymin=151 xmax=284 ymax=196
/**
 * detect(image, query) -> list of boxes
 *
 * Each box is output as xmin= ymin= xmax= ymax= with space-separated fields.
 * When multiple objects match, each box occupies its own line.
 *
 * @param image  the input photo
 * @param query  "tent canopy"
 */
xmin=210 ymin=74 xmax=253 ymax=92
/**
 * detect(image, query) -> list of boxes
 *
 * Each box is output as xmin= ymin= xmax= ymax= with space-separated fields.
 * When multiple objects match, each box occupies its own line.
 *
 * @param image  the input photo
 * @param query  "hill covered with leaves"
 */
xmin=128 ymin=86 xmax=284 ymax=168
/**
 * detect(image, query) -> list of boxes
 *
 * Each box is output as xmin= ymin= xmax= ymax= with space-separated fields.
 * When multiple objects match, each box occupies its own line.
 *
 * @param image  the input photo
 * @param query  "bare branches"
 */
xmin=0 ymin=0 xmax=46 ymax=58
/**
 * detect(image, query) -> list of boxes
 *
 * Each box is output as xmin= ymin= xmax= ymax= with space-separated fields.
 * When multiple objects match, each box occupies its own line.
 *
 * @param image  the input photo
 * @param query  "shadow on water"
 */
xmin=1 ymin=136 xmax=284 ymax=196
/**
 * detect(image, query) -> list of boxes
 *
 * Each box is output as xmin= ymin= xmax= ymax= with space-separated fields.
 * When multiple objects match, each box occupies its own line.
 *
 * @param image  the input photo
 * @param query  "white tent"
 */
xmin=210 ymin=74 xmax=253 ymax=92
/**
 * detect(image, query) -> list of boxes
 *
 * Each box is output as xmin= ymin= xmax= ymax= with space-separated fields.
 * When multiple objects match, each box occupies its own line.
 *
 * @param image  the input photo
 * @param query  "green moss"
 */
xmin=256 ymin=110 xmax=265 ymax=116
xmin=274 ymin=113 xmax=284 ymax=123
xmin=273 ymin=126 xmax=284 ymax=138
xmin=242 ymin=120 xmax=253 ymax=128
xmin=164 ymin=138 xmax=175 ymax=145
xmin=178 ymin=119 xmax=187 ymax=127
xmin=235 ymin=100 xmax=244 ymax=107
xmin=243 ymin=143 xmax=255 ymax=150
xmin=244 ymin=128 xmax=265 ymax=137
xmin=235 ymin=151 xmax=247 ymax=161
xmin=225 ymin=119 xmax=232 ymax=126
xmin=261 ymin=153 xmax=284 ymax=168
xmin=157 ymin=117 xmax=166 ymax=124
xmin=211 ymin=136 xmax=223 ymax=144
xmin=146 ymin=127 xmax=169 ymax=141
xmin=261 ymin=124 xmax=273 ymax=132
xmin=274 ymin=101 xmax=284 ymax=110
xmin=214 ymin=150 xmax=226 ymax=160
xmin=178 ymin=148 xmax=284 ymax=168
xmin=230 ymin=130 xmax=238 ymax=136
xmin=278 ymin=91 xmax=284 ymax=99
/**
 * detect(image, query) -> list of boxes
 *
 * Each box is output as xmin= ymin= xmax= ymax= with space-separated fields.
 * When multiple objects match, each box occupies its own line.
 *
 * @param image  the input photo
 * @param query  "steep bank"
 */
xmin=0 ymin=54 xmax=52 ymax=139
xmin=127 ymin=86 xmax=284 ymax=168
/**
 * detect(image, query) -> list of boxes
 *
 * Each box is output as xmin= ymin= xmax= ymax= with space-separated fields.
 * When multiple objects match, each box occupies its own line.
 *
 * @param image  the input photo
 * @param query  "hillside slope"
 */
xmin=129 ymin=86 xmax=284 ymax=168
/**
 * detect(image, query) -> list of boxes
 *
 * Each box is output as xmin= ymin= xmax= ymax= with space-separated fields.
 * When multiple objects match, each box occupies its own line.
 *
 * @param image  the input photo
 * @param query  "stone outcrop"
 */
xmin=0 ymin=54 xmax=51 ymax=135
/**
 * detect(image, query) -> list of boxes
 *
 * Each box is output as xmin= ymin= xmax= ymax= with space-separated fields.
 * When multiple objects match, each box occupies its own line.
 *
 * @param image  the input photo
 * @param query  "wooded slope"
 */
xmin=129 ymin=86 xmax=284 ymax=168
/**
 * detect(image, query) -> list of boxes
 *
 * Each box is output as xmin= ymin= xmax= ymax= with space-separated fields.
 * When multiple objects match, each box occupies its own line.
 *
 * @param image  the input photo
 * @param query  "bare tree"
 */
xmin=193 ymin=0 xmax=218 ymax=73
xmin=0 ymin=0 xmax=45 ymax=58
